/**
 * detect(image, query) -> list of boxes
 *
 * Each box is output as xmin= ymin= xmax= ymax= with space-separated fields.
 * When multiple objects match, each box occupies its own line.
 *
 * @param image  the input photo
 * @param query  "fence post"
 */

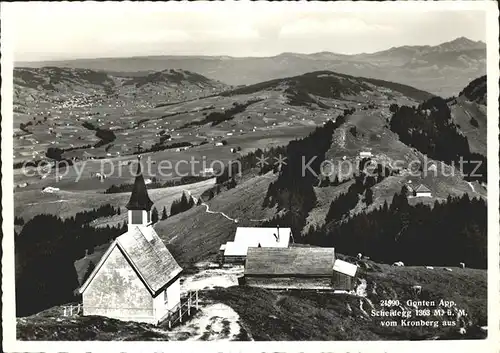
xmin=179 ymin=304 xmax=182 ymax=323
xmin=168 ymin=320 xmax=171 ymax=329
xmin=188 ymin=295 xmax=191 ymax=316
xmin=195 ymin=290 xmax=199 ymax=310
xmin=69 ymin=305 xmax=73 ymax=316
xmin=63 ymin=306 xmax=67 ymax=316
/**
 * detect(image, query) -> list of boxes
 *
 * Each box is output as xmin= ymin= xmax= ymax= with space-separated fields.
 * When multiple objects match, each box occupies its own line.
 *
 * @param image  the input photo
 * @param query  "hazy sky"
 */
xmin=5 ymin=2 xmax=487 ymax=62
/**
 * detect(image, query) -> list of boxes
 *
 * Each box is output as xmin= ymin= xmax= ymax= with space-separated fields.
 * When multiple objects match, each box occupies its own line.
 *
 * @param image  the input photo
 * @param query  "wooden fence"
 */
xmin=164 ymin=290 xmax=199 ymax=329
xmin=62 ymin=303 xmax=82 ymax=316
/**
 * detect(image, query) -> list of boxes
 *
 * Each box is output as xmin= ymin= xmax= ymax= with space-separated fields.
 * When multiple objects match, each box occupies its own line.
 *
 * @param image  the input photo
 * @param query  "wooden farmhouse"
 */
xmin=414 ymin=184 xmax=432 ymax=197
xmin=77 ymin=157 xmax=183 ymax=325
xmin=220 ymin=226 xmax=291 ymax=264
xmin=241 ymin=247 xmax=357 ymax=291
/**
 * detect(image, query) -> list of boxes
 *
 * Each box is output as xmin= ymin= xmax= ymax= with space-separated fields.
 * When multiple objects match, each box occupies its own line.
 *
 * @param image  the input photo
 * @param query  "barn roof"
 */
xmin=244 ymin=247 xmax=336 ymax=276
xmin=223 ymin=227 xmax=291 ymax=257
xmin=126 ymin=157 xmax=154 ymax=211
xmin=77 ymin=226 xmax=182 ymax=297
xmin=415 ymin=184 xmax=431 ymax=193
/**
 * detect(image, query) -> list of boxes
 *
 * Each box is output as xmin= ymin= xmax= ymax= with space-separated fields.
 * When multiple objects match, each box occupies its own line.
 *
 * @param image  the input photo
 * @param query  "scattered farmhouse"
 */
xmin=359 ymin=151 xmax=373 ymax=158
xmin=41 ymin=186 xmax=60 ymax=193
xmin=220 ymin=226 xmax=291 ymax=264
xmin=78 ymin=157 xmax=183 ymax=325
xmin=200 ymin=167 xmax=215 ymax=177
xmin=414 ymin=184 xmax=432 ymax=197
xmin=241 ymin=247 xmax=357 ymax=291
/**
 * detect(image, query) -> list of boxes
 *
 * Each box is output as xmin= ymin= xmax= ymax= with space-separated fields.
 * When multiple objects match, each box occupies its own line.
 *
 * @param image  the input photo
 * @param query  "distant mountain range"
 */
xmin=16 ymin=37 xmax=486 ymax=97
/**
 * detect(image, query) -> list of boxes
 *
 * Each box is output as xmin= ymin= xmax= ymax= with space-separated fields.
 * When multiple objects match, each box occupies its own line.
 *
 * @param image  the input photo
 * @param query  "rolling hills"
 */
xmin=14 ymin=67 xmax=228 ymax=105
xmin=16 ymin=37 xmax=486 ymax=97
xmin=13 ymin=66 xmax=488 ymax=341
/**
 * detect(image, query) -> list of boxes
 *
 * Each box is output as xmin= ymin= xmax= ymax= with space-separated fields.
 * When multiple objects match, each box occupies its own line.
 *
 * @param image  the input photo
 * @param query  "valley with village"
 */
xmin=13 ymin=36 xmax=488 ymax=341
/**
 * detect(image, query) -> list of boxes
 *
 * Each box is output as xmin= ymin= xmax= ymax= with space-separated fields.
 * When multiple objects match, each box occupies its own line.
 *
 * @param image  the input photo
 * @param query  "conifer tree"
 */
xmin=151 ymin=207 xmax=159 ymax=224
xmin=365 ymin=188 xmax=374 ymax=205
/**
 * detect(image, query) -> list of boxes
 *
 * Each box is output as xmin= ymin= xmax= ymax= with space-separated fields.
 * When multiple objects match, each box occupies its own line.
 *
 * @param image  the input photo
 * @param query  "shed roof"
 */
xmin=244 ymin=247 xmax=336 ymax=276
xmin=78 ymin=225 xmax=182 ymax=297
xmin=332 ymin=259 xmax=358 ymax=277
xmin=224 ymin=227 xmax=291 ymax=257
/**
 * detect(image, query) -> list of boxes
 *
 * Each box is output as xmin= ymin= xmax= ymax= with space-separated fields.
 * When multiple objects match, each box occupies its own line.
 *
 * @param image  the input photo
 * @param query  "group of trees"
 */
xmin=73 ymin=204 xmax=121 ymax=225
xmin=304 ymin=188 xmax=487 ymax=269
xmin=215 ymin=161 xmax=241 ymax=184
xmin=261 ymin=112 xmax=352 ymax=234
xmin=132 ymin=141 xmax=192 ymax=155
xmin=14 ymin=159 xmax=46 ymax=170
xmin=94 ymin=128 xmax=116 ymax=148
xmin=170 ymin=192 xmax=196 ymax=217
xmin=81 ymin=121 xmax=116 ymax=148
xmin=15 ymin=208 xmax=125 ymax=316
xmin=317 ymin=174 xmax=351 ymax=187
xmin=181 ymin=99 xmax=263 ymax=129
xmin=324 ymin=160 xmax=392 ymax=224
xmin=389 ymin=97 xmax=486 ymax=182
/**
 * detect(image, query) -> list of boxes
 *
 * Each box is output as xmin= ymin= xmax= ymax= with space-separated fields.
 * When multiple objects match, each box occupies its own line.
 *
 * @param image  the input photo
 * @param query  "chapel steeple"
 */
xmin=126 ymin=156 xmax=154 ymax=228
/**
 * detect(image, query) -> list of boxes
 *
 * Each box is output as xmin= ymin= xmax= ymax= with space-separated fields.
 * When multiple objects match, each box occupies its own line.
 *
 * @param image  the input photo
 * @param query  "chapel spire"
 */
xmin=126 ymin=155 xmax=154 ymax=211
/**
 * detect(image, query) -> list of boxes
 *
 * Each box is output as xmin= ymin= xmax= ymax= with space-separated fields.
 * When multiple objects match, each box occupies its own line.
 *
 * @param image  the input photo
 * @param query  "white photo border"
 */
xmin=1 ymin=1 xmax=499 ymax=352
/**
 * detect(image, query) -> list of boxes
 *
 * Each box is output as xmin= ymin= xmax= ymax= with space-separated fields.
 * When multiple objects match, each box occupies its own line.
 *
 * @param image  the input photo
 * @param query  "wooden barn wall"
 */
xmin=245 ymin=276 xmax=332 ymax=290
xmin=224 ymin=255 xmax=246 ymax=264
xmin=332 ymin=272 xmax=354 ymax=291
xmin=83 ymin=246 xmax=155 ymax=324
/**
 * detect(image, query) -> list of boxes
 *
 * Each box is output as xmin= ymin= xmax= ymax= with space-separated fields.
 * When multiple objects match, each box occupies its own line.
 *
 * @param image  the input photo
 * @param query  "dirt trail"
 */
xmin=169 ymin=262 xmax=248 ymax=341
xmin=183 ymin=189 xmax=239 ymax=223
xmin=356 ymin=278 xmax=367 ymax=297
xmin=26 ymin=199 xmax=68 ymax=206
xmin=168 ymin=303 xmax=244 ymax=341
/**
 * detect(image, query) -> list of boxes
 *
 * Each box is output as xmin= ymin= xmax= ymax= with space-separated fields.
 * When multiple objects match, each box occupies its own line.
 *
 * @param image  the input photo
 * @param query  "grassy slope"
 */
xmin=17 ymin=260 xmax=486 ymax=341
xmin=73 ymin=172 xmax=278 ymax=281
xmin=301 ymin=103 xmax=486 ymax=232
xmin=17 ymin=306 xmax=171 ymax=341
xmin=450 ymin=96 xmax=487 ymax=156
xmin=14 ymin=178 xmax=216 ymax=222
xmin=155 ymin=173 xmax=278 ymax=267
xmin=206 ymin=263 xmax=486 ymax=341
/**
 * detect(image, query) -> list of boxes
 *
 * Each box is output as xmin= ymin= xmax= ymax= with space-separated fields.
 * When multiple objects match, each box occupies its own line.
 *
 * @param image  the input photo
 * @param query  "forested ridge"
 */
xmin=15 ymin=204 xmax=124 ymax=316
xmin=389 ymin=97 xmax=486 ymax=182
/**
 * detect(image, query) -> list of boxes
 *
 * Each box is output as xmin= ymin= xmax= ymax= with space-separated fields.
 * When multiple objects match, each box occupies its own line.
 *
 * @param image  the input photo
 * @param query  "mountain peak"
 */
xmin=438 ymin=36 xmax=485 ymax=51
xmin=451 ymin=36 xmax=475 ymax=44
